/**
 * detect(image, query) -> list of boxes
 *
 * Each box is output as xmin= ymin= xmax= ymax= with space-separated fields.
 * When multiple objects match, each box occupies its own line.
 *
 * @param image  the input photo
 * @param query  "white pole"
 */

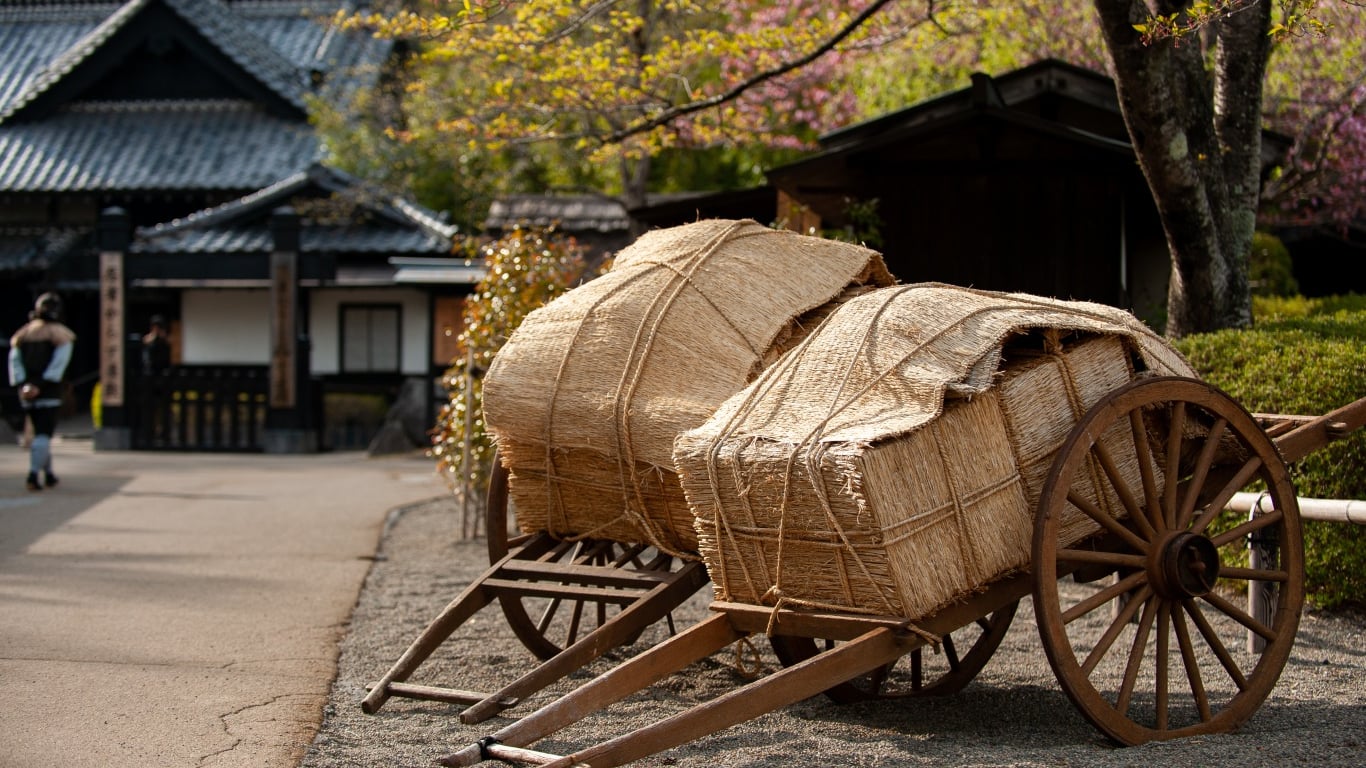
xmin=1226 ymin=492 xmax=1366 ymax=524
xmin=1230 ymin=492 xmax=1366 ymax=653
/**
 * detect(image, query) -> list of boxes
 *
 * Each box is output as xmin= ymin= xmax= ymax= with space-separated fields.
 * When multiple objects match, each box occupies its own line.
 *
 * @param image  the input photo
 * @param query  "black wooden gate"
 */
xmin=129 ymin=366 xmax=268 ymax=451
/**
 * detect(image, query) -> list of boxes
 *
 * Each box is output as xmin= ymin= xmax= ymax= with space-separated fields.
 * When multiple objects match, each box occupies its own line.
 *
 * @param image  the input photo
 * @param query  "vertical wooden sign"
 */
xmin=99 ymin=252 xmax=125 ymax=406
xmin=269 ymin=251 xmax=297 ymax=409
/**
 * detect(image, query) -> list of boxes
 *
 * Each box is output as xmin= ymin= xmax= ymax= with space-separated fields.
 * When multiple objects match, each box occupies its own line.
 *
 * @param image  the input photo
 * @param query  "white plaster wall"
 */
xmin=309 ymin=288 xmax=429 ymax=375
xmin=181 ymin=289 xmax=272 ymax=364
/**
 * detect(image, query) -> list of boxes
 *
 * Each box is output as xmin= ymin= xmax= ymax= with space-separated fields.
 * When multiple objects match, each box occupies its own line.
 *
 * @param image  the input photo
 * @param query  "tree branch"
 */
xmin=596 ymin=0 xmax=902 ymax=145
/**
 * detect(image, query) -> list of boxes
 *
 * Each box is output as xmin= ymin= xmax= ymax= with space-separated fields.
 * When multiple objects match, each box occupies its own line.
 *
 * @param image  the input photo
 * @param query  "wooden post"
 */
xmin=263 ymin=207 xmax=317 ymax=453
xmin=1229 ymin=491 xmax=1366 ymax=653
xmin=269 ymin=210 xmax=298 ymax=411
xmin=461 ymin=347 xmax=474 ymax=539
xmin=1244 ymin=493 xmax=1277 ymax=654
xmin=94 ymin=207 xmax=131 ymax=451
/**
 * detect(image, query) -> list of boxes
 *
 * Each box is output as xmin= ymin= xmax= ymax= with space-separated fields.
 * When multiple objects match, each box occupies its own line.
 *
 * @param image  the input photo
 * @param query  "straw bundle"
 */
xmin=675 ymin=283 xmax=1195 ymax=620
xmin=482 ymin=219 xmax=894 ymax=557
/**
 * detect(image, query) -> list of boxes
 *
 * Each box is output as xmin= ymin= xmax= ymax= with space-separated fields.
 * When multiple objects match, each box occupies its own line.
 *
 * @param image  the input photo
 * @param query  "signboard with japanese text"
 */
xmin=99 ymin=252 xmax=124 ymax=406
xmin=269 ymin=251 xmax=296 ymax=409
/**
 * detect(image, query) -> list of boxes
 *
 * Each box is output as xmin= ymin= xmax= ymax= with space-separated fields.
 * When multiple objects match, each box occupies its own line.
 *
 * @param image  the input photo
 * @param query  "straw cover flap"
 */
xmin=483 ymin=218 xmax=893 ymax=469
xmin=686 ymin=283 xmax=1195 ymax=447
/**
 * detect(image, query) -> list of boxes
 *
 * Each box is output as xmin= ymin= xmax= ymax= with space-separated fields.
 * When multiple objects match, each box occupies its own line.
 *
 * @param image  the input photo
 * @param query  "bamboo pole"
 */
xmin=1231 ymin=492 xmax=1364 ymax=652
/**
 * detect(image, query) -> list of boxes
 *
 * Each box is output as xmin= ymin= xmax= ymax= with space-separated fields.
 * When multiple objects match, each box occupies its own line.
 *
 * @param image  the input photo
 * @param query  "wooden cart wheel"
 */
xmin=769 ymin=600 xmax=1019 ymax=702
xmin=485 ymin=454 xmax=519 ymax=562
xmin=1032 ymin=376 xmax=1304 ymax=745
xmin=484 ymin=454 xmax=681 ymax=661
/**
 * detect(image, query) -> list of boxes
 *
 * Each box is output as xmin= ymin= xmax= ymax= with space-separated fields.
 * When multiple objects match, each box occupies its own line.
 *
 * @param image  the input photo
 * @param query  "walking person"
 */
xmin=8 ymin=293 xmax=76 ymax=491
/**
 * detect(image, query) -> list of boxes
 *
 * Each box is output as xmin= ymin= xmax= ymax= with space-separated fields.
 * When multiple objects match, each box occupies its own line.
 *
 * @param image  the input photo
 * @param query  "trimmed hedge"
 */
xmin=1175 ymin=295 xmax=1366 ymax=610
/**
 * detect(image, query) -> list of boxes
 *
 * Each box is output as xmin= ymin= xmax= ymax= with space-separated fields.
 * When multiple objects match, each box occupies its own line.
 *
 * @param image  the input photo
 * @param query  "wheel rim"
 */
xmin=770 ymin=600 xmax=1019 ymax=701
xmin=1032 ymin=377 xmax=1304 ymax=745
xmin=485 ymin=453 xmax=681 ymax=661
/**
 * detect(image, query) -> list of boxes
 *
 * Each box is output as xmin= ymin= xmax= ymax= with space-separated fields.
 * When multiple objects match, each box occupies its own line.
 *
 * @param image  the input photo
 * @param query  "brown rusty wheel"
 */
xmin=1032 ymin=377 xmax=1304 ymax=745
xmin=769 ymin=600 xmax=1019 ymax=702
xmin=485 ymin=453 xmax=679 ymax=661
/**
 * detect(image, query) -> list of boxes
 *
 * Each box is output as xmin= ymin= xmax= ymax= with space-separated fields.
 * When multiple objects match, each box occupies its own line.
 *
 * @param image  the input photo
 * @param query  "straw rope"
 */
xmin=484 ymin=219 xmax=894 ymax=557
xmin=678 ymin=284 xmax=1194 ymax=621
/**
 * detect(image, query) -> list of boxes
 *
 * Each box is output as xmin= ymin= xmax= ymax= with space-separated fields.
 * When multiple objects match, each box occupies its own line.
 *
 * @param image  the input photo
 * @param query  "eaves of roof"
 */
xmin=137 ymin=163 xmax=457 ymax=242
xmin=131 ymin=224 xmax=453 ymax=256
xmin=485 ymin=194 xmax=631 ymax=233
xmin=0 ymin=225 xmax=89 ymax=272
xmin=766 ymin=103 xmax=1134 ymax=183
xmin=817 ymin=58 xmax=1121 ymax=155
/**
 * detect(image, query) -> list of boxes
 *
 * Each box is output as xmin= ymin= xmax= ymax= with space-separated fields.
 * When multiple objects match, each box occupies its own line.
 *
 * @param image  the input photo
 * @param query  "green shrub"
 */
xmin=1252 ymin=292 xmax=1366 ymax=320
xmin=1247 ymin=231 xmax=1298 ymax=297
xmin=430 ymin=226 xmax=599 ymax=507
xmin=1176 ymin=300 xmax=1366 ymax=610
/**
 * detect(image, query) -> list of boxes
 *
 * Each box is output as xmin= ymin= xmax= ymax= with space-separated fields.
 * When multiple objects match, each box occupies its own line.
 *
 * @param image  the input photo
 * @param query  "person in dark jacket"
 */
xmin=141 ymin=315 xmax=172 ymax=375
xmin=8 ymin=293 xmax=76 ymax=491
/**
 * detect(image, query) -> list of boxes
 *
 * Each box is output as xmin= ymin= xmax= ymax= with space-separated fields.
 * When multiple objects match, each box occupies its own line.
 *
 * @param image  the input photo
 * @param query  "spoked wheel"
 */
xmin=484 ymin=454 xmax=682 ymax=661
xmin=769 ymin=600 xmax=1019 ymax=702
xmin=1033 ymin=376 xmax=1304 ymax=745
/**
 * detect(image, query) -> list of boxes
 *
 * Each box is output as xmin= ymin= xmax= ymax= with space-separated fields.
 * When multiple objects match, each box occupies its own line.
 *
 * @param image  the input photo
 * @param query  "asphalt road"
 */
xmin=0 ymin=432 xmax=446 ymax=768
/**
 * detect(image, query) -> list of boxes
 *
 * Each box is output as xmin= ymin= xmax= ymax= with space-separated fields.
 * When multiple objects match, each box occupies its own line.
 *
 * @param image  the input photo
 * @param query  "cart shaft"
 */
xmin=1263 ymin=396 xmax=1366 ymax=465
xmin=543 ymin=627 xmax=917 ymax=768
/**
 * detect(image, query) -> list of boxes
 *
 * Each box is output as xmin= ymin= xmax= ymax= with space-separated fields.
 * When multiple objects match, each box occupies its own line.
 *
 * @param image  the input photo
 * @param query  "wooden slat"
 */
xmin=496 ymin=560 xmax=674 ymax=589
xmin=481 ymin=578 xmax=645 ymax=604
xmin=460 ymin=561 xmax=708 ymax=724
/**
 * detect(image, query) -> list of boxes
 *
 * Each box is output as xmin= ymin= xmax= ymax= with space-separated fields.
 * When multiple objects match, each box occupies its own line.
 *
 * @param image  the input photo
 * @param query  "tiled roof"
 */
xmin=165 ymin=0 xmax=310 ymax=112
xmin=0 ymin=3 xmax=113 ymax=119
xmin=133 ymin=163 xmax=457 ymax=255
xmin=0 ymin=1 xmax=390 ymax=192
xmin=0 ymin=1 xmax=386 ymax=122
xmin=0 ymin=100 xmax=319 ymax=192
xmin=485 ymin=194 xmax=631 ymax=233
xmin=238 ymin=1 xmax=388 ymax=104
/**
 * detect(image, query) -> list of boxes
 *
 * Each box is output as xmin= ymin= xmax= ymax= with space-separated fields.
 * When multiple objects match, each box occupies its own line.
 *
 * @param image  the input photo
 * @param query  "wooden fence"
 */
xmin=129 ymin=366 xmax=268 ymax=451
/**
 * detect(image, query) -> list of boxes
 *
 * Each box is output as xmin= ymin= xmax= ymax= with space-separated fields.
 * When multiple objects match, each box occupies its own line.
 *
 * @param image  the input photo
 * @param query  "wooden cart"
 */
xmin=361 ymin=454 xmax=710 ymax=724
xmin=439 ymin=377 xmax=1366 ymax=766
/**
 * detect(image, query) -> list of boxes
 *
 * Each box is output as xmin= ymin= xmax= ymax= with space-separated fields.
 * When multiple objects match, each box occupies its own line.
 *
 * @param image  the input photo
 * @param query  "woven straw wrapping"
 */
xmin=675 ymin=284 xmax=1196 ymax=621
xmin=482 ymin=219 xmax=894 ymax=558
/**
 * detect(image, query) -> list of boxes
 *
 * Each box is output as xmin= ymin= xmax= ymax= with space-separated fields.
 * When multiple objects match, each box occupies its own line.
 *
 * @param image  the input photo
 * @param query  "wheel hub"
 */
xmin=1150 ymin=531 xmax=1221 ymax=599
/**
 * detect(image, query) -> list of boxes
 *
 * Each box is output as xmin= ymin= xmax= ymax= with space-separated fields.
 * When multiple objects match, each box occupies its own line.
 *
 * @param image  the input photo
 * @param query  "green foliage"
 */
xmin=1247 ymin=231 xmax=1299 ymax=297
xmin=821 ymin=197 xmax=884 ymax=250
xmin=1175 ymin=299 xmax=1366 ymax=609
xmin=647 ymin=145 xmax=802 ymax=193
xmin=1252 ymin=292 xmax=1366 ymax=319
xmin=430 ymin=227 xmax=600 ymax=501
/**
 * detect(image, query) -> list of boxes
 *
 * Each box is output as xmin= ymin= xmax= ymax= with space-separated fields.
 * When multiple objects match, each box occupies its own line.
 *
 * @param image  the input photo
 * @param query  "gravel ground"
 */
xmin=302 ymin=497 xmax=1366 ymax=768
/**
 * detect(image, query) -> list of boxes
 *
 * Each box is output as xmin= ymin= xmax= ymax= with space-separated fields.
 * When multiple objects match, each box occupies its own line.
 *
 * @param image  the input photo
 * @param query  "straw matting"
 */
xmin=482 ymin=219 xmax=894 ymax=557
xmin=676 ymin=284 xmax=1196 ymax=620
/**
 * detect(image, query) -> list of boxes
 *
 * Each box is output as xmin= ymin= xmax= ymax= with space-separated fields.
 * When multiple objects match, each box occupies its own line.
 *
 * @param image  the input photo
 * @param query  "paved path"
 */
xmin=0 ymin=431 xmax=447 ymax=768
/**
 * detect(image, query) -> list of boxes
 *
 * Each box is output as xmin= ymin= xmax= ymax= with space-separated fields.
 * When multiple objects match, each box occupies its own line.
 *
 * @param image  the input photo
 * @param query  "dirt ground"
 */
xmin=301 ymin=497 xmax=1366 ymax=768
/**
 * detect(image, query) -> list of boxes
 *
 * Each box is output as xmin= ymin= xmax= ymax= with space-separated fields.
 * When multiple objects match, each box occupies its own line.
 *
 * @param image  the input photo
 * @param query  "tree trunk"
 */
xmin=1092 ymin=0 xmax=1270 ymax=337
